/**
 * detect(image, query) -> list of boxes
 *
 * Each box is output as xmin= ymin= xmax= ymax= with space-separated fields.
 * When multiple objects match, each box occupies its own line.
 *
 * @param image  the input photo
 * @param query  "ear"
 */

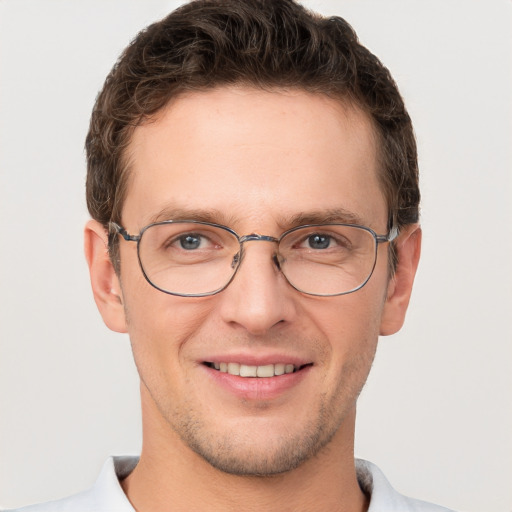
xmin=84 ymin=220 xmax=127 ymax=333
xmin=379 ymin=224 xmax=422 ymax=336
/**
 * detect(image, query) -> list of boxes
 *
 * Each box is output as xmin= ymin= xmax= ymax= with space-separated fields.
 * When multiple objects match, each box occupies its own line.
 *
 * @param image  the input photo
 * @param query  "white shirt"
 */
xmin=5 ymin=457 xmax=456 ymax=511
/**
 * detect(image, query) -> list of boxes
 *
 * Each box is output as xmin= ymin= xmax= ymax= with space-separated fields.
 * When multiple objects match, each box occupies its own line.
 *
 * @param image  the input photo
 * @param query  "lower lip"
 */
xmin=202 ymin=364 xmax=312 ymax=401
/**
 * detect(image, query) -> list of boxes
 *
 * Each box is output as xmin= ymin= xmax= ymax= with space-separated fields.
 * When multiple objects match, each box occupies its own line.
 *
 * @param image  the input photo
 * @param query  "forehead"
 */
xmin=122 ymin=87 xmax=386 ymax=231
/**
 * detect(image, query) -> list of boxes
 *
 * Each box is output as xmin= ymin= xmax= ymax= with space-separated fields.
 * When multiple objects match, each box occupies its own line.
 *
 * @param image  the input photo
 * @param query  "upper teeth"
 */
xmin=213 ymin=362 xmax=296 ymax=377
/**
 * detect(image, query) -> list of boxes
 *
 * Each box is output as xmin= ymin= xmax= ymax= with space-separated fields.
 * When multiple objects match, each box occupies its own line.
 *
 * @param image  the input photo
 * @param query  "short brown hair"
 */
xmin=86 ymin=0 xmax=419 ymax=266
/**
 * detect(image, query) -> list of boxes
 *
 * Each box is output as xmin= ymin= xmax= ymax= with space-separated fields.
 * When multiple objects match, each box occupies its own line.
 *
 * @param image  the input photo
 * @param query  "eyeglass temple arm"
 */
xmin=108 ymin=222 xmax=140 ymax=242
xmin=376 ymin=226 xmax=399 ymax=244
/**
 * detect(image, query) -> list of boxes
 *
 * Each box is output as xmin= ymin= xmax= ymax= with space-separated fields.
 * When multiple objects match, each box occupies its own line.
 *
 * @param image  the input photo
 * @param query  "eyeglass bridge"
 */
xmin=231 ymin=233 xmax=283 ymax=270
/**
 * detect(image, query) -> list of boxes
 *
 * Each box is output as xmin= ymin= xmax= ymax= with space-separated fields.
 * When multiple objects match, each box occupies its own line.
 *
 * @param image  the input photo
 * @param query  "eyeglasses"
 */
xmin=109 ymin=220 xmax=398 ymax=297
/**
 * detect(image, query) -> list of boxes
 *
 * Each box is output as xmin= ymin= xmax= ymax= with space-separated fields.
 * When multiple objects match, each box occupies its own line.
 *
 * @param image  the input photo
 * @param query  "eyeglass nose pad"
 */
xmin=231 ymin=251 xmax=241 ymax=269
xmin=272 ymin=252 xmax=283 ymax=271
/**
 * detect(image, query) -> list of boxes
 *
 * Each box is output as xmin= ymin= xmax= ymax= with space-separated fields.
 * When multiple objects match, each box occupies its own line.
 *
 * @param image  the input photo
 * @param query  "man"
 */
xmin=8 ymin=1 xmax=454 ymax=510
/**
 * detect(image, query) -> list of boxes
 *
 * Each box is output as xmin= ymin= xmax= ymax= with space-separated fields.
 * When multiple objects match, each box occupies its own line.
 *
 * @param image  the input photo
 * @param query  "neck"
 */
xmin=122 ymin=389 xmax=368 ymax=512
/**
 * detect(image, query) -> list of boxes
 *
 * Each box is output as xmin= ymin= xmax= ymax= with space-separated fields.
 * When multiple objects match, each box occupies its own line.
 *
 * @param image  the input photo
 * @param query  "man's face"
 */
xmin=114 ymin=87 xmax=393 ymax=475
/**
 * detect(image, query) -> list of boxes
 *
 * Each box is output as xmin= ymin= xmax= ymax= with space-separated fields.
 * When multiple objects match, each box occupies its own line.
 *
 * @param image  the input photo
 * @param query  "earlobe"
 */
xmin=379 ymin=224 xmax=422 ymax=336
xmin=84 ymin=220 xmax=127 ymax=333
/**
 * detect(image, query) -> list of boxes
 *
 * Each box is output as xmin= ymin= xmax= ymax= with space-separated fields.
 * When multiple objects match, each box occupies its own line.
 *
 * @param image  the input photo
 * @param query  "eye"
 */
xmin=178 ymin=234 xmax=205 ymax=250
xmin=288 ymin=228 xmax=353 ymax=253
xmin=306 ymin=234 xmax=332 ymax=250
xmin=170 ymin=232 xmax=219 ymax=251
xmin=144 ymin=223 xmax=235 ymax=263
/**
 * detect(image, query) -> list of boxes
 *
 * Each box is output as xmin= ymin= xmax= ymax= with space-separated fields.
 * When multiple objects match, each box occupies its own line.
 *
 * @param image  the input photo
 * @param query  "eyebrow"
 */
xmin=149 ymin=206 xmax=237 ymax=226
xmin=282 ymin=208 xmax=367 ymax=229
xmin=148 ymin=206 xmax=368 ymax=230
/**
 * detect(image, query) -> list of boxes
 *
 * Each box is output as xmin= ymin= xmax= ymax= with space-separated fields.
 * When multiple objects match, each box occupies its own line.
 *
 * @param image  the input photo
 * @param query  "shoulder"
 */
xmin=3 ymin=457 xmax=138 ymax=512
xmin=356 ymin=459 xmax=457 ymax=512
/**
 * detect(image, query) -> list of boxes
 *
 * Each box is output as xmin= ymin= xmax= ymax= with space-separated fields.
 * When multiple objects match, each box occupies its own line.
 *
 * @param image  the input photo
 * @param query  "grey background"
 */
xmin=1 ymin=1 xmax=511 ymax=510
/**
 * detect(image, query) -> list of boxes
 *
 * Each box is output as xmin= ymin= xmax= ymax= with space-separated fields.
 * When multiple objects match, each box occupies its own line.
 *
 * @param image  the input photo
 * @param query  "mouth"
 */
xmin=203 ymin=362 xmax=313 ymax=378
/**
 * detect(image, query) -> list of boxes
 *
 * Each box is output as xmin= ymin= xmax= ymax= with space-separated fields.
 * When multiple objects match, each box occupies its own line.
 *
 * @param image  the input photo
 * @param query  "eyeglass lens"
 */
xmin=136 ymin=222 xmax=379 ymax=297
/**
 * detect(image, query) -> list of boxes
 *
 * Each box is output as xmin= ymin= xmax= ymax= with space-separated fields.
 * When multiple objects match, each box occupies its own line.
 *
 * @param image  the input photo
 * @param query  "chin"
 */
xmin=175 ymin=407 xmax=342 ymax=477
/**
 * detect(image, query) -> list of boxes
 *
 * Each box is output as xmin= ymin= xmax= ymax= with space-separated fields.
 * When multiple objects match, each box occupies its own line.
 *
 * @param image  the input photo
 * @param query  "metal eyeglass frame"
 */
xmin=109 ymin=220 xmax=399 ymax=298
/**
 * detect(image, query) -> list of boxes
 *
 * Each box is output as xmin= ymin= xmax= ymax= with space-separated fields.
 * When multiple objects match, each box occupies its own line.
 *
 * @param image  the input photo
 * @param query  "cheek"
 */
xmin=119 ymin=245 xmax=211 ymax=347
xmin=313 ymin=284 xmax=386 ymax=340
xmin=122 ymin=293 xmax=217 ymax=415
xmin=120 ymin=264 xmax=215 ymax=375
xmin=307 ymin=281 xmax=387 ymax=370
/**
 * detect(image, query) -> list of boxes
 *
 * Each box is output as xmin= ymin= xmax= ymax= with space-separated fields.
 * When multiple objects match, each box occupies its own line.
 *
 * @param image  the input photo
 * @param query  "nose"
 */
xmin=217 ymin=240 xmax=298 ymax=336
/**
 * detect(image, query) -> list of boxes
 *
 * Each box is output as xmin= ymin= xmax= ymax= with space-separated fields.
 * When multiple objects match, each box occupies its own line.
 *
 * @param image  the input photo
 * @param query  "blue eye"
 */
xmin=179 ymin=234 xmax=202 ymax=250
xmin=307 ymin=234 xmax=331 ymax=249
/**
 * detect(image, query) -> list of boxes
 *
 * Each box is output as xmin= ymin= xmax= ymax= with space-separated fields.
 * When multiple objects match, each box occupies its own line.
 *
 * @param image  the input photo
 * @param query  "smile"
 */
xmin=204 ymin=362 xmax=311 ymax=378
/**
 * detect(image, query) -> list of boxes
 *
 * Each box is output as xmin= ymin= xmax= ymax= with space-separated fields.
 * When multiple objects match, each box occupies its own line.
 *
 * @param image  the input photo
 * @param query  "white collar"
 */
xmin=13 ymin=456 xmax=453 ymax=511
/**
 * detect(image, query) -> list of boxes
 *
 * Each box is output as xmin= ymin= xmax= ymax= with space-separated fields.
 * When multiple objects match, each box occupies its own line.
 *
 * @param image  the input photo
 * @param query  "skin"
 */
xmin=85 ymin=87 xmax=421 ymax=512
